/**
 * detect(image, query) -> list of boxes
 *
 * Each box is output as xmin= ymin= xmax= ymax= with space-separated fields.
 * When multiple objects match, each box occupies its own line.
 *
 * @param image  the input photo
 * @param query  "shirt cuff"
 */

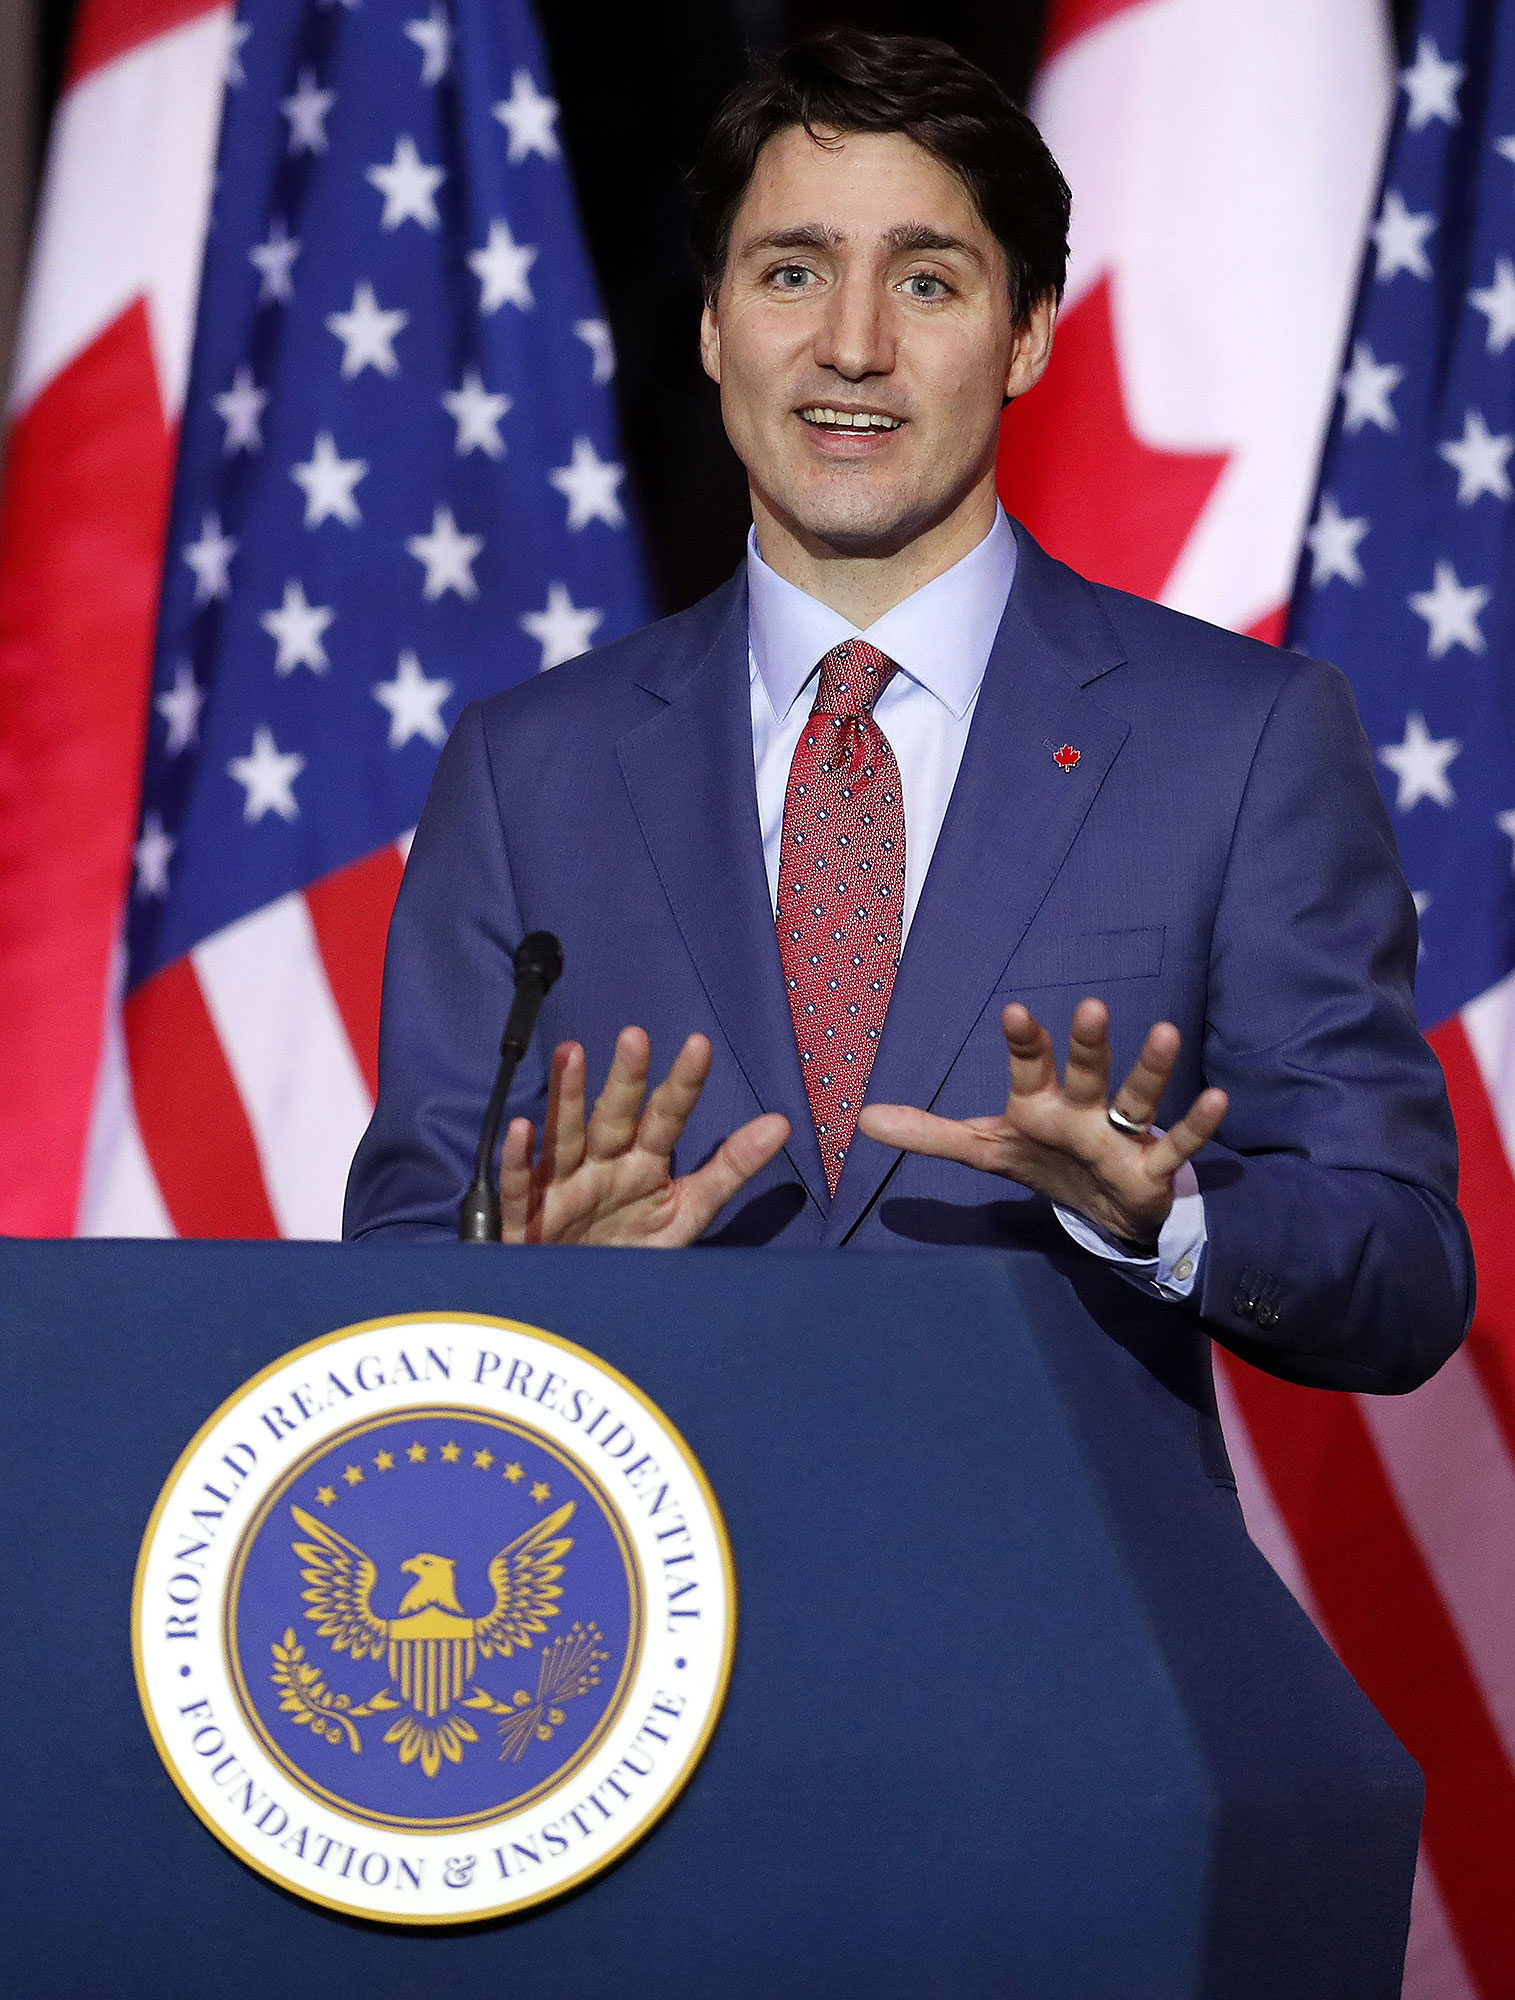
xmin=1053 ymin=1160 xmax=1205 ymax=1300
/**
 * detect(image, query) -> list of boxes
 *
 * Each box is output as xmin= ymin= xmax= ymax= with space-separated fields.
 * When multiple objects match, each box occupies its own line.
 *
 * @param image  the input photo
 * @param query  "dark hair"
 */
xmin=689 ymin=28 xmax=1071 ymax=325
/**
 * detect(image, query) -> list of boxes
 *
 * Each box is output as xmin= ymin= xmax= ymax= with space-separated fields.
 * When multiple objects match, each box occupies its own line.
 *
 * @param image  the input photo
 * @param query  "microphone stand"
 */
xmin=458 ymin=931 xmax=564 ymax=1242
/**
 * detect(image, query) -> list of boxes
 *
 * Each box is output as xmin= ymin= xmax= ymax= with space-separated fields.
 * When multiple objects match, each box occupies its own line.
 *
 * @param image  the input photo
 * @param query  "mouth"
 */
xmin=797 ymin=405 xmax=904 ymax=435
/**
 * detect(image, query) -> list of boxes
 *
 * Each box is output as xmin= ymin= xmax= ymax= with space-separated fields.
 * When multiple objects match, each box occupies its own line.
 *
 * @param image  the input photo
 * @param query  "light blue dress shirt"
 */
xmin=744 ymin=508 xmax=1205 ymax=1300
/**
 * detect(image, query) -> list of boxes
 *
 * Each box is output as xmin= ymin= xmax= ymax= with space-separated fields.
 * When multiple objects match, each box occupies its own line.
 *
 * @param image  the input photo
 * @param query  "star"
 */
xmin=1438 ymin=409 xmax=1514 ymax=505
xmin=1378 ymin=712 xmax=1460 ymax=810
xmin=133 ymin=813 xmax=174 ymax=898
xmin=1408 ymin=560 xmax=1490 ymax=658
xmin=326 ymin=281 xmax=408 ymax=378
xmin=291 ymin=431 xmax=367 ymax=526
xmin=183 ymin=511 xmax=236 ymax=603
xmin=406 ymin=505 xmax=483 ymax=599
xmin=574 ymin=317 xmax=616 ymax=384
xmin=440 ymin=1441 xmax=462 ymax=1463
xmin=404 ymin=3 xmax=451 ymax=84
xmin=1498 ymin=810 xmax=1515 ymax=870
xmin=503 ymin=1461 xmax=524 ymax=1483
xmin=530 ymin=1481 xmax=551 ymax=1504
xmin=1498 ymin=135 xmax=1515 ymax=179
xmin=281 ymin=69 xmax=335 ymax=154
xmin=1400 ymin=35 xmax=1464 ymax=131
xmin=374 ymin=650 xmax=452 ymax=746
xmin=1340 ymin=342 xmax=1403 ymax=435
xmin=228 ymin=727 xmax=304 ymax=823
xmin=1371 ymin=190 xmax=1434 ymax=282
xmin=520 ymin=581 xmax=603 ymax=669
xmin=366 ymin=134 xmax=446 ymax=230
xmin=472 ymin=1448 xmax=494 ymax=1469
xmin=342 ymin=1463 xmax=364 ymax=1486
xmin=249 ymin=219 xmax=300 ymax=303
xmin=492 ymin=69 xmax=560 ymax=162
xmin=407 ymin=1442 xmax=427 ymax=1463
xmin=1304 ymin=494 xmax=1369 ymax=587
xmin=549 ymin=436 xmax=626 ymax=530
xmin=156 ymin=664 xmax=204 ymax=754
xmin=316 ymin=1485 xmax=336 ymax=1507
xmin=226 ymin=18 xmax=252 ymax=87
xmin=212 ymin=364 xmax=266 ymax=453
xmin=374 ymin=1450 xmax=395 ymax=1470
xmin=468 ymin=219 xmax=538 ymax=312
xmin=1469 ymin=257 xmax=1515 ymax=355
xmin=259 ymin=580 xmax=333 ymax=674
xmin=442 ymin=369 xmax=511 ymax=456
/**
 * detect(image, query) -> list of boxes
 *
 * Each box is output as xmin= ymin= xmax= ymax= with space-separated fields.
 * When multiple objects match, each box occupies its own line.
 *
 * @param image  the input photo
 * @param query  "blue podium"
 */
xmin=0 ymin=1238 xmax=1418 ymax=1997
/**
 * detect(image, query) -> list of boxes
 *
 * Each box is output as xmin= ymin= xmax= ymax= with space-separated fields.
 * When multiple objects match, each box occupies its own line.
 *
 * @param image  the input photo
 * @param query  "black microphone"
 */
xmin=458 ymin=931 xmax=564 ymax=1242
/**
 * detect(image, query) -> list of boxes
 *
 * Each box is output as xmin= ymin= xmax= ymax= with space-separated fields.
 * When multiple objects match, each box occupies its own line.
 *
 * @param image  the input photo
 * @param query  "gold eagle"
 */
xmin=289 ymin=1502 xmax=576 ymax=1732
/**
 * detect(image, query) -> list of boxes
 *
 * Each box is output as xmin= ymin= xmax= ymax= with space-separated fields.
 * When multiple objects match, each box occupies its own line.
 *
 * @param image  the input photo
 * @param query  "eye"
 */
xmin=902 ymin=272 xmax=949 ymax=301
xmin=769 ymin=264 xmax=815 ymax=291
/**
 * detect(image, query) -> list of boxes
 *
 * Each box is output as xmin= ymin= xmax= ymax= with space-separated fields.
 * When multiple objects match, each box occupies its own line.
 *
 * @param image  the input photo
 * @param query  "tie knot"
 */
xmin=813 ymin=640 xmax=898 ymax=720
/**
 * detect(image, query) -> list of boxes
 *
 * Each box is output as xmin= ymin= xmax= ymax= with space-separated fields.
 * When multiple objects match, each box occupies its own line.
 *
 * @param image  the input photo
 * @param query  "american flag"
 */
xmin=77 ymin=0 xmax=650 ymax=1238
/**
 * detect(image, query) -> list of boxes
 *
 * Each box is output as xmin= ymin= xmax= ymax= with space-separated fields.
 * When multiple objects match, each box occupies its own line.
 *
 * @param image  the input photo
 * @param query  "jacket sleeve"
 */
xmin=343 ymin=701 xmax=541 ymax=1241
xmin=1192 ymin=655 xmax=1474 ymax=1391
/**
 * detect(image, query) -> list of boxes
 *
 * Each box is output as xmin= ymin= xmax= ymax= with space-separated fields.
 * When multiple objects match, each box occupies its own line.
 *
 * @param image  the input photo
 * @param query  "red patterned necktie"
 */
xmin=776 ymin=639 xmax=906 ymax=1193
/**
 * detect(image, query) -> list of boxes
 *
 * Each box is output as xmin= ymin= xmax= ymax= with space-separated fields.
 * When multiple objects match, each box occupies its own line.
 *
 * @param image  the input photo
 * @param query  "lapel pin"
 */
xmin=1052 ymin=743 xmax=1081 ymax=772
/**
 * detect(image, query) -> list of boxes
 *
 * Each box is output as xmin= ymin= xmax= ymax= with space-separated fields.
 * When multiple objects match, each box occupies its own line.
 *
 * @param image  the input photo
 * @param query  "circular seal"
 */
xmin=133 ymin=1312 xmax=735 ymax=1924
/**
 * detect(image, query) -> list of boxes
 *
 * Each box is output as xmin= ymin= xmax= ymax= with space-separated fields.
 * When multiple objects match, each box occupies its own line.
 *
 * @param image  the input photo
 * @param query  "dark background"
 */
xmin=24 ymin=0 xmax=1420 ymax=613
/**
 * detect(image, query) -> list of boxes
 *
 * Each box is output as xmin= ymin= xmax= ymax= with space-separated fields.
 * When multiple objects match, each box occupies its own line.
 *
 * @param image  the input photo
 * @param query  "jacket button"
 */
xmin=1255 ymin=1299 xmax=1280 ymax=1329
xmin=1232 ymin=1290 xmax=1255 ymax=1320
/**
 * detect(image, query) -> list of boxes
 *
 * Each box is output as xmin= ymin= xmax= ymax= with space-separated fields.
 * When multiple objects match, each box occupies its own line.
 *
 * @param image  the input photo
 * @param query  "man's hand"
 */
xmin=856 ymin=998 xmax=1227 ymax=1248
xmin=498 ymin=1027 xmax=790 ymax=1246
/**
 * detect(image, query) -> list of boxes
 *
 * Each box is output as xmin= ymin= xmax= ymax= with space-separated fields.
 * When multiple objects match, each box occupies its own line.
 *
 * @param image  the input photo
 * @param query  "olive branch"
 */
xmin=463 ymin=1620 xmax=610 ymax=1763
xmin=270 ymin=1628 xmax=398 ymax=1753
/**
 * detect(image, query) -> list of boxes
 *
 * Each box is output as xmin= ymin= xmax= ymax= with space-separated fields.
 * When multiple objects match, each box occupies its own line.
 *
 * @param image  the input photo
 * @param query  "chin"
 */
xmin=785 ymin=479 xmax=934 ymax=556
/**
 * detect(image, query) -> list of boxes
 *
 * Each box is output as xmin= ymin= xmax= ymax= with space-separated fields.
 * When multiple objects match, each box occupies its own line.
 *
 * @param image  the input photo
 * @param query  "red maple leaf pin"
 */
xmin=1053 ymin=744 xmax=1081 ymax=772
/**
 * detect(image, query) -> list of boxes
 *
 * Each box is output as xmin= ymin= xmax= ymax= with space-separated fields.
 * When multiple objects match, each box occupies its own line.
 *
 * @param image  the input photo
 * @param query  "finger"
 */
xmin=1142 ymin=1088 xmax=1229 ymax=1176
xmin=540 ymin=1042 xmax=588 ymax=1182
xmin=497 ymin=1118 xmax=536 ymax=1244
xmin=584 ymin=1026 xmax=652 ymax=1161
xmin=1061 ymin=998 xmax=1112 ymax=1109
xmin=665 ymin=1114 xmax=791 ymax=1242
xmin=1110 ymin=1021 xmax=1181 ymax=1129
xmin=856 ymin=1101 xmax=991 ymax=1168
xmin=636 ymin=1034 xmax=714 ymax=1161
xmin=1002 ymin=1003 xmax=1057 ymax=1098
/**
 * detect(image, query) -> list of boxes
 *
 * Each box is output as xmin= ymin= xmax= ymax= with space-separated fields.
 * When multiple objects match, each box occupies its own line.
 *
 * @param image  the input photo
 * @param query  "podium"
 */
xmin=1 ymin=1238 xmax=1418 ymax=1998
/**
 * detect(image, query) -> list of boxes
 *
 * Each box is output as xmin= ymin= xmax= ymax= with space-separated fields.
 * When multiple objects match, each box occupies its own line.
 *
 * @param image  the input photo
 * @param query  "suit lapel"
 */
xmin=617 ymin=576 xmax=830 ymax=1212
xmin=825 ymin=528 xmax=1132 ymax=1243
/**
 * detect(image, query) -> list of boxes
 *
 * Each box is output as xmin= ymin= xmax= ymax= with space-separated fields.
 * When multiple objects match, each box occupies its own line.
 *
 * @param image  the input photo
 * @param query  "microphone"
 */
xmin=458 ymin=931 xmax=564 ymax=1243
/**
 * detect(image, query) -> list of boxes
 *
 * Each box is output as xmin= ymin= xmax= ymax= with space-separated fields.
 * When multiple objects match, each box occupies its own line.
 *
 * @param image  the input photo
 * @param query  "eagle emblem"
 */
xmin=270 ymin=1501 xmax=608 ymax=1777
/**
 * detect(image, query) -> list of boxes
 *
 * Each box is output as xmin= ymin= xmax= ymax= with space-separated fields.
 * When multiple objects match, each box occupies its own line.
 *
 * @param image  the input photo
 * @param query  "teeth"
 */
xmin=800 ymin=407 xmax=901 ymax=430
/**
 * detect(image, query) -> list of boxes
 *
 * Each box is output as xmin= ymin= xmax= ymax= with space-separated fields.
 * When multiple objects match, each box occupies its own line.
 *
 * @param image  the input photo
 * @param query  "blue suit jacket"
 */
xmin=346 ymin=524 xmax=1473 ymax=1399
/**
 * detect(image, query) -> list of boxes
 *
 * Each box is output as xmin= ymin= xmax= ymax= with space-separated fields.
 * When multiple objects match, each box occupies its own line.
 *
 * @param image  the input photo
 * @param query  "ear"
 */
xmin=699 ymin=300 xmax=722 ymax=385
xmin=1004 ymin=293 xmax=1057 ymax=402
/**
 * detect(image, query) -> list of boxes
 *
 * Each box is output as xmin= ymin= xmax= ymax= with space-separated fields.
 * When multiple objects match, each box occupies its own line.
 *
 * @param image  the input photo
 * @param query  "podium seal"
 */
xmin=133 ymin=1312 xmax=735 ymax=1923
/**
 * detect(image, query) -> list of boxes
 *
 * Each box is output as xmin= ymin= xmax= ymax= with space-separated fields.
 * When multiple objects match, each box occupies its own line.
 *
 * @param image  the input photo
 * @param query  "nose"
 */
xmin=811 ymin=267 xmax=894 ymax=382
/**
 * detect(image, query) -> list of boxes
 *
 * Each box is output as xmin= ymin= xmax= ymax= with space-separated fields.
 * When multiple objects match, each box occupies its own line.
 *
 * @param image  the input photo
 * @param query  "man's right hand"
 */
xmin=497 ymin=1027 xmax=790 ymax=1246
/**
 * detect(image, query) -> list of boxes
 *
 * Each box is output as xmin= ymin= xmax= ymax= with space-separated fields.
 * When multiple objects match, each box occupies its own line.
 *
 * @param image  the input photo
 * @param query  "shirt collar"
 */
xmin=746 ymin=505 xmax=1018 ymax=723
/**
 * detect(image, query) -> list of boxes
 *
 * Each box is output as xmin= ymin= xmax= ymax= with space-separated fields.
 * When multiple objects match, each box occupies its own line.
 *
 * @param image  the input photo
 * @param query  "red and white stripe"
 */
xmin=1010 ymin=4 xmax=1514 ymax=1993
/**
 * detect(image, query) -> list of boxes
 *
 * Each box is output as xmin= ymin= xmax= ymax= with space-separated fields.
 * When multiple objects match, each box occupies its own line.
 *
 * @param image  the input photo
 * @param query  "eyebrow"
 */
xmin=738 ymin=221 xmax=985 ymax=265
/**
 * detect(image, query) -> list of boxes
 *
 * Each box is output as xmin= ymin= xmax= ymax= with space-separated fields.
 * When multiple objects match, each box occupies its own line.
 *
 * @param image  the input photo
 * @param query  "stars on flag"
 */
xmin=229 ymin=727 xmax=304 ymax=823
xmin=469 ymin=220 xmax=537 ymax=312
xmin=403 ymin=4 xmax=451 ymax=85
xmin=1371 ymin=190 xmax=1435 ymax=283
xmin=1378 ymin=712 xmax=1461 ymax=810
xmin=1305 ymin=494 xmax=1369 ymax=587
xmin=373 ymin=651 xmax=453 ymax=747
xmin=442 ymin=370 xmax=511 ymax=456
xmin=1438 ymin=409 xmax=1514 ymax=505
xmin=291 ymin=432 xmax=367 ymax=526
xmin=493 ymin=70 xmax=560 ymax=162
xmin=183 ymin=512 xmax=237 ymax=602
xmin=260 ymin=581 xmax=334 ymax=673
xmin=134 ymin=814 xmax=175 ymax=898
xmin=521 ymin=582 xmax=603 ymax=668
xmin=326 ymin=282 xmax=408 ymax=377
xmin=1340 ymin=342 xmax=1404 ymax=433
xmin=213 ymin=365 xmax=267 ymax=453
xmin=366 ymin=136 xmax=446 ymax=231
xmin=249 ymin=219 xmax=300 ymax=304
xmin=225 ymin=17 xmax=252 ymax=88
xmin=155 ymin=664 xmax=204 ymax=754
xmin=549 ymin=436 xmax=626 ymax=529
xmin=281 ymin=70 xmax=335 ymax=155
xmin=1399 ymin=35 xmax=1464 ymax=131
xmin=574 ymin=318 xmax=615 ymax=384
xmin=406 ymin=505 xmax=483 ymax=599
xmin=1408 ymin=559 xmax=1490 ymax=657
xmin=1468 ymin=257 xmax=1515 ymax=355
xmin=1498 ymin=811 xmax=1515 ymax=872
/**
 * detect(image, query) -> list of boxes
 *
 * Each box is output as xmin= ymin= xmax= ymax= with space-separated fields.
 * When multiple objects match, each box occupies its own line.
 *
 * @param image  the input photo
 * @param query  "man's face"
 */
xmin=701 ymin=125 xmax=1052 ymax=558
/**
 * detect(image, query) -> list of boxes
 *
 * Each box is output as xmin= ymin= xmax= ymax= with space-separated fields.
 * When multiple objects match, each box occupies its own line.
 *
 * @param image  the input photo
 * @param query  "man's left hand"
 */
xmin=856 ymin=997 xmax=1227 ymax=1248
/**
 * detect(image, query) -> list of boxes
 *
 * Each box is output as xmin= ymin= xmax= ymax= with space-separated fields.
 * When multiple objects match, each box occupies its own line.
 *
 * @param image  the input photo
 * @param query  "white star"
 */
xmin=366 ymin=134 xmax=446 ymax=230
xmin=492 ymin=69 xmax=560 ymax=162
xmin=1305 ymin=494 xmax=1369 ymax=587
xmin=1400 ymin=35 xmax=1463 ymax=130
xmin=183 ymin=512 xmax=237 ymax=603
xmin=469 ymin=220 xmax=538 ymax=312
xmin=1497 ymin=134 xmax=1515 ymax=178
xmin=1378 ymin=712 xmax=1461 ymax=810
xmin=134 ymin=813 xmax=175 ymax=898
xmin=520 ymin=582 xmax=603 ymax=669
xmin=549 ymin=436 xmax=626 ymax=530
xmin=1340 ymin=341 xmax=1404 ymax=434
xmin=441 ymin=370 xmax=512 ymax=457
xmin=574 ymin=318 xmax=616 ymax=384
xmin=373 ymin=650 xmax=453 ymax=747
xmin=229 ymin=727 xmax=304 ymax=823
xmin=226 ymin=17 xmax=252 ymax=86
xmin=1498 ymin=811 xmax=1515 ymax=871
xmin=259 ymin=580 xmax=333 ymax=674
xmin=290 ymin=431 xmax=367 ymax=527
xmin=404 ymin=4 xmax=451 ymax=83
xmin=1408 ymin=560 xmax=1490 ymax=658
xmin=1469 ymin=257 xmax=1515 ymax=355
xmin=281 ymin=69 xmax=335 ymax=154
xmin=1372 ymin=190 xmax=1435 ymax=282
xmin=406 ymin=506 xmax=483 ymax=600
xmin=155 ymin=664 xmax=204 ymax=754
xmin=212 ymin=364 xmax=267 ymax=453
xmin=1438 ymin=409 xmax=1514 ymax=505
xmin=326 ymin=282 xmax=408 ymax=377
xmin=249 ymin=219 xmax=300 ymax=303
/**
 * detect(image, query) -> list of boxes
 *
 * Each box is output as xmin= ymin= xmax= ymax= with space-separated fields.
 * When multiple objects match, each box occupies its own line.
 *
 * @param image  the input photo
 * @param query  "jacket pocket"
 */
xmin=1000 ymin=924 xmax=1166 ymax=991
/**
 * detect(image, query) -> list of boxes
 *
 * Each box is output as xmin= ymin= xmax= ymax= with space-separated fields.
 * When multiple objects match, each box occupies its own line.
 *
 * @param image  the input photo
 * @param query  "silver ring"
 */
xmin=1106 ymin=1104 xmax=1151 ymax=1140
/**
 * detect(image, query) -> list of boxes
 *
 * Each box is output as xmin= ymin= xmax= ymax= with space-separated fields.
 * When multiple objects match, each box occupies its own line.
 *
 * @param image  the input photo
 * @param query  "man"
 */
xmin=346 ymin=29 xmax=1472 ymax=1396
